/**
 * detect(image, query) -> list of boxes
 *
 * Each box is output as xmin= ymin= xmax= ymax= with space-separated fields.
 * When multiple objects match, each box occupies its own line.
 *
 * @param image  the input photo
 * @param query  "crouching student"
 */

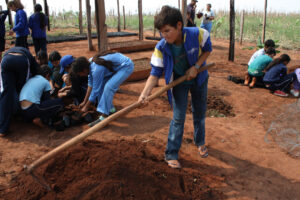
xmin=52 ymin=55 xmax=74 ymax=93
xmin=36 ymin=50 xmax=48 ymax=65
xmin=248 ymin=39 xmax=275 ymax=67
xmin=138 ymin=6 xmax=212 ymax=169
xmin=291 ymin=68 xmax=300 ymax=97
xmin=0 ymin=46 xmax=39 ymax=136
xmin=244 ymin=47 xmax=276 ymax=88
xmin=72 ymin=52 xmax=134 ymax=126
xmin=263 ymin=54 xmax=296 ymax=97
xmin=19 ymin=65 xmax=64 ymax=127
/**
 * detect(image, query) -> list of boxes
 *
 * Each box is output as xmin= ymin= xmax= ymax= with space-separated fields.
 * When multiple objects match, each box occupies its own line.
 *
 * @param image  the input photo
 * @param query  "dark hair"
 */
xmin=265 ymin=47 xmax=276 ymax=56
xmin=39 ymin=64 xmax=52 ymax=77
xmin=154 ymin=6 xmax=183 ymax=30
xmin=37 ymin=50 xmax=48 ymax=64
xmin=71 ymin=56 xmax=90 ymax=74
xmin=8 ymin=0 xmax=24 ymax=9
xmin=264 ymin=39 xmax=275 ymax=48
xmin=34 ymin=4 xmax=46 ymax=30
xmin=265 ymin=54 xmax=291 ymax=71
xmin=92 ymin=51 xmax=116 ymax=72
xmin=49 ymin=51 xmax=61 ymax=62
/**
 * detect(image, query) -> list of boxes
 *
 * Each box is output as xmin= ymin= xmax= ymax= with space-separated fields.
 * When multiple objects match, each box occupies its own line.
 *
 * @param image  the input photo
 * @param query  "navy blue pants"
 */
xmin=15 ymin=36 xmax=28 ymax=49
xmin=266 ymin=73 xmax=296 ymax=93
xmin=33 ymin=38 xmax=47 ymax=55
xmin=0 ymin=54 xmax=29 ymax=134
xmin=22 ymin=99 xmax=63 ymax=122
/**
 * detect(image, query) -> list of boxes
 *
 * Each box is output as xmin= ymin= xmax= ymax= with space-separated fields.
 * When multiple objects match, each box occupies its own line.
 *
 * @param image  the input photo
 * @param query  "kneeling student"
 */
xmin=19 ymin=65 xmax=64 ymax=127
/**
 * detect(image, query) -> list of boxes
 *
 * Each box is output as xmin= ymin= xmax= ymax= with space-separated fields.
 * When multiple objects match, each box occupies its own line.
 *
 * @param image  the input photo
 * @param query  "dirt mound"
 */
xmin=2 ymin=140 xmax=224 ymax=200
xmin=207 ymin=95 xmax=235 ymax=117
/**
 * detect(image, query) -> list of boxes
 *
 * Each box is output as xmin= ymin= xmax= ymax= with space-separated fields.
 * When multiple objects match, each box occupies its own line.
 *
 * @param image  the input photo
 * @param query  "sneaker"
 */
xmin=273 ymin=90 xmax=288 ymax=97
xmin=290 ymin=89 xmax=300 ymax=97
xmin=109 ymin=107 xmax=116 ymax=114
xmin=88 ymin=116 xmax=106 ymax=127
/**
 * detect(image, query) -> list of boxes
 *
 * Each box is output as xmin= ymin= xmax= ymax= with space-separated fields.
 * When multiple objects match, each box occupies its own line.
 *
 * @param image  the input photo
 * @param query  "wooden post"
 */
xmin=79 ymin=0 xmax=83 ymax=34
xmin=43 ymin=0 xmax=50 ymax=31
xmin=262 ymin=0 xmax=267 ymax=43
xmin=33 ymin=0 xmax=36 ymax=7
xmin=117 ymin=0 xmax=121 ymax=32
xmin=178 ymin=0 xmax=180 ymax=10
xmin=239 ymin=10 xmax=244 ymax=45
xmin=229 ymin=0 xmax=235 ymax=61
xmin=5 ymin=0 xmax=13 ymax=29
xmin=181 ymin=0 xmax=187 ymax=27
xmin=95 ymin=0 xmax=108 ymax=52
xmin=138 ymin=0 xmax=143 ymax=40
xmin=86 ymin=0 xmax=93 ymax=50
xmin=123 ymin=6 xmax=126 ymax=30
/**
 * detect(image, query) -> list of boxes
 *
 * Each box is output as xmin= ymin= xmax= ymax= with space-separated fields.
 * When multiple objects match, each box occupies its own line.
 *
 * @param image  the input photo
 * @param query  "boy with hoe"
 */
xmin=139 ymin=6 xmax=212 ymax=169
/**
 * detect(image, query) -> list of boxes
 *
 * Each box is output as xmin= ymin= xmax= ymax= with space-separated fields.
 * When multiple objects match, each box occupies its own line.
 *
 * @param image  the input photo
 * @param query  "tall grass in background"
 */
xmin=37 ymin=9 xmax=299 ymax=50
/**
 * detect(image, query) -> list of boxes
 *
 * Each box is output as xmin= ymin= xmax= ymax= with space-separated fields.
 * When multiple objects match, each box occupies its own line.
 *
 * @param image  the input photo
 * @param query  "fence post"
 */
xmin=262 ymin=0 xmax=267 ymax=43
xmin=239 ymin=10 xmax=244 ymax=45
xmin=95 ymin=0 xmax=107 ymax=52
xmin=181 ymin=0 xmax=187 ymax=26
xmin=123 ymin=6 xmax=126 ymax=30
xmin=138 ymin=0 xmax=143 ymax=40
xmin=43 ymin=0 xmax=50 ymax=31
xmin=86 ymin=0 xmax=93 ymax=51
xmin=5 ymin=0 xmax=13 ymax=29
xmin=79 ymin=0 xmax=83 ymax=34
xmin=117 ymin=0 xmax=121 ymax=32
xmin=229 ymin=0 xmax=235 ymax=61
xmin=33 ymin=0 xmax=36 ymax=8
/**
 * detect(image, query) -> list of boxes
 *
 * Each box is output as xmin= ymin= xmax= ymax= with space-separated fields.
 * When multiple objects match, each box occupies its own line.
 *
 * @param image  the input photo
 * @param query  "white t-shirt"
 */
xmin=248 ymin=48 xmax=265 ymax=66
xmin=202 ymin=10 xmax=215 ymax=24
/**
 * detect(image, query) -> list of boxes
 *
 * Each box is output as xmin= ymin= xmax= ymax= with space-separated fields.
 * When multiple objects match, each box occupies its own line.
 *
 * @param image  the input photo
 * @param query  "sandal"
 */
xmin=198 ymin=146 xmax=208 ymax=158
xmin=165 ymin=159 xmax=181 ymax=169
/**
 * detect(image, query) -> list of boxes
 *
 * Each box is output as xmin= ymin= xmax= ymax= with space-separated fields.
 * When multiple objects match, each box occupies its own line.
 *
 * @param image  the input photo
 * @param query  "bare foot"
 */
xmin=166 ymin=159 xmax=181 ymax=169
xmin=33 ymin=118 xmax=45 ymax=128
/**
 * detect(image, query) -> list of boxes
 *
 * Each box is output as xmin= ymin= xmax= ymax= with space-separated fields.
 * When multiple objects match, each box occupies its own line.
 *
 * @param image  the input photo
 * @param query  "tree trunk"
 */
xmin=262 ymin=0 xmax=267 ymax=43
xmin=239 ymin=10 xmax=244 ymax=45
xmin=181 ymin=0 xmax=187 ymax=27
xmin=33 ymin=0 xmax=36 ymax=8
xmin=138 ymin=0 xmax=143 ymax=40
xmin=86 ymin=0 xmax=93 ymax=50
xmin=117 ymin=0 xmax=121 ymax=32
xmin=5 ymin=0 xmax=13 ymax=29
xmin=79 ymin=0 xmax=83 ymax=34
xmin=95 ymin=0 xmax=107 ymax=52
xmin=229 ymin=0 xmax=235 ymax=61
xmin=43 ymin=0 xmax=50 ymax=31
xmin=123 ymin=6 xmax=126 ymax=30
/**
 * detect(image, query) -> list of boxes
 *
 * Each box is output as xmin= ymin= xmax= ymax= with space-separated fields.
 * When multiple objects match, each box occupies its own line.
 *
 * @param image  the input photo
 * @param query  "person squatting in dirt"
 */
xmin=244 ymin=47 xmax=276 ymax=88
xmin=138 ymin=6 xmax=212 ymax=169
xmin=71 ymin=51 xmax=134 ymax=127
xmin=263 ymin=54 xmax=300 ymax=97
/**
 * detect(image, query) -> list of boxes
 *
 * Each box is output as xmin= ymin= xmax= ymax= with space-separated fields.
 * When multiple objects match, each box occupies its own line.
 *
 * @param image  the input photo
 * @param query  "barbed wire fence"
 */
xmin=264 ymin=99 xmax=300 ymax=157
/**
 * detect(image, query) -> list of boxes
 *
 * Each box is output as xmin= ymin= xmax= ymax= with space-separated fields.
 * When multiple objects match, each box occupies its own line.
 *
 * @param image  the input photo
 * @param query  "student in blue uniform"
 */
xmin=36 ymin=50 xmax=48 ymax=66
xmin=7 ymin=0 xmax=30 ymax=48
xmin=263 ymin=54 xmax=296 ymax=97
xmin=29 ymin=4 xmax=48 ymax=55
xmin=138 ymin=6 xmax=212 ymax=169
xmin=0 ymin=47 xmax=40 ymax=136
xmin=71 ymin=52 xmax=134 ymax=126
xmin=19 ymin=65 xmax=64 ymax=128
xmin=52 ymin=55 xmax=74 ymax=89
xmin=0 ymin=9 xmax=9 ymax=62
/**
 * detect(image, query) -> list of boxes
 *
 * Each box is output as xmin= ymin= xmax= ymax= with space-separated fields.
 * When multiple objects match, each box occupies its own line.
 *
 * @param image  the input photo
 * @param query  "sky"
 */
xmin=0 ymin=0 xmax=299 ymax=15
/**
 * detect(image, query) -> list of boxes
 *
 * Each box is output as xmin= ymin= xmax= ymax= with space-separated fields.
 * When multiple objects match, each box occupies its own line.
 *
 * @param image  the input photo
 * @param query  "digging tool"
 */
xmin=24 ymin=63 xmax=215 ymax=189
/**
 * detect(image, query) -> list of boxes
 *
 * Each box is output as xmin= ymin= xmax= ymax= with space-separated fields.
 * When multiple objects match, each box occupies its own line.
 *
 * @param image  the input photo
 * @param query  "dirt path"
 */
xmin=0 ymin=32 xmax=300 ymax=199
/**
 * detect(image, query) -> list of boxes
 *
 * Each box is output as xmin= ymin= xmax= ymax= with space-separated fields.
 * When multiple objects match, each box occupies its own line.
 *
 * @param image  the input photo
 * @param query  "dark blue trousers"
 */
xmin=33 ymin=38 xmax=47 ymax=55
xmin=22 ymin=99 xmax=63 ymax=122
xmin=0 ymin=54 xmax=29 ymax=134
xmin=15 ymin=36 xmax=28 ymax=49
xmin=267 ymin=73 xmax=296 ymax=93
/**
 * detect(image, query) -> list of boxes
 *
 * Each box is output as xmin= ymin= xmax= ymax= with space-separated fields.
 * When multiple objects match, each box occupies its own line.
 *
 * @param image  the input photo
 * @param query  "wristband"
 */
xmin=194 ymin=64 xmax=201 ymax=69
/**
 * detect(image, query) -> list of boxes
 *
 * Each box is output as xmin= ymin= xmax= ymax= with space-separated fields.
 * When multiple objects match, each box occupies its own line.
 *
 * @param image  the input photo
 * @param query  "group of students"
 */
xmin=0 ymin=5 xmax=212 ymax=170
xmin=0 ymin=0 xmax=48 ymax=58
xmin=244 ymin=39 xmax=300 ymax=97
xmin=0 ymin=47 xmax=135 ymax=136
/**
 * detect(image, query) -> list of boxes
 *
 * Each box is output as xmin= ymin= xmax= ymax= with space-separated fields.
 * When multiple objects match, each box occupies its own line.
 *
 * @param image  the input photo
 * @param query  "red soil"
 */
xmin=0 ymin=30 xmax=300 ymax=200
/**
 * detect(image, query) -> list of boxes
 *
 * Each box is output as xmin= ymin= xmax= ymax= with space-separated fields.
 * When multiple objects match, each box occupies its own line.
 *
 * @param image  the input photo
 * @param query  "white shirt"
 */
xmin=202 ymin=10 xmax=215 ymax=24
xmin=248 ymin=48 xmax=265 ymax=66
